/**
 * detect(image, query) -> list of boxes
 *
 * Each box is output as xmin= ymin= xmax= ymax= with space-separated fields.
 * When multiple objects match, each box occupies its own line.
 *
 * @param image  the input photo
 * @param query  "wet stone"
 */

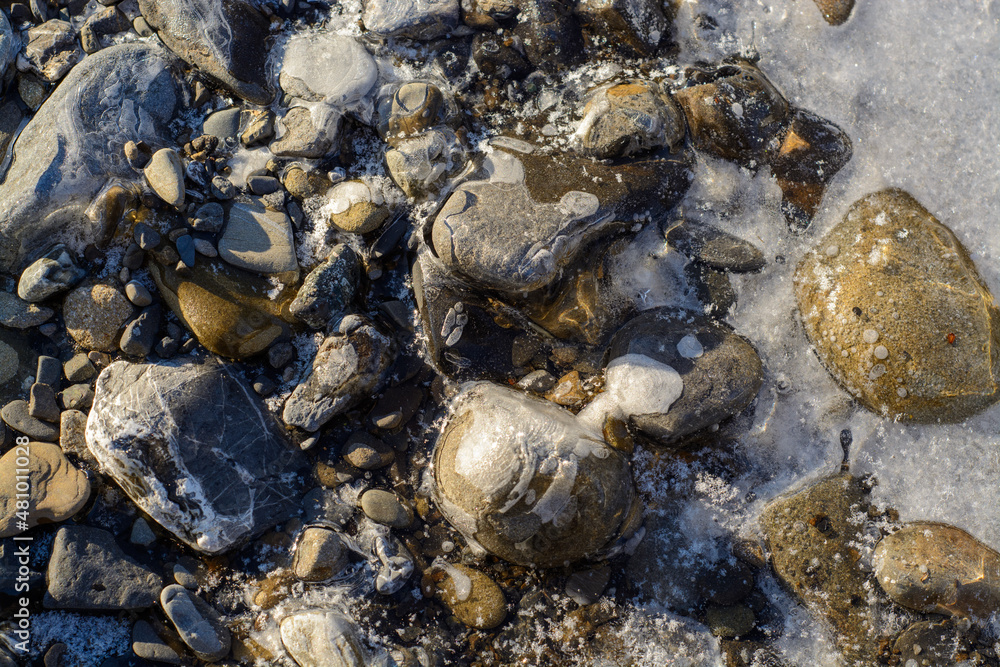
xmin=360 ymin=489 xmax=413 ymax=528
xmin=161 ymin=584 xmax=232 ymax=662
xmin=565 ymin=566 xmax=611 ymax=606
xmin=892 ymin=619 xmax=962 ymax=667
xmin=576 ymin=0 xmax=669 ymax=57
xmin=292 ymin=526 xmax=347 ymax=581
xmin=667 ymin=220 xmax=766 ymax=273
xmin=425 ymin=561 xmax=508 ymax=630
xmin=0 ymin=442 xmax=89 ymax=536
xmin=575 ymin=81 xmax=685 ymax=159
xmin=328 ymin=181 xmax=389 ymax=234
xmin=362 ymin=0 xmax=460 ymax=39
xmin=23 ymin=20 xmax=82 ymax=82
xmin=271 ymin=106 xmax=336 ymax=159
xmin=812 ymin=0 xmax=855 ymax=25
xmin=279 ymin=31 xmax=377 ymax=106
xmin=289 ymin=244 xmax=359 ymax=329
xmin=704 ymin=604 xmax=755 ymax=638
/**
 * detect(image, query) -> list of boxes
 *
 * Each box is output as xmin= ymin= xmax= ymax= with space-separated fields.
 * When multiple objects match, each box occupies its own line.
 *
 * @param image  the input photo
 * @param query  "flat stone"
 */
xmin=425 ymin=561 xmax=507 ymax=630
xmin=292 ymin=526 xmax=347 ymax=582
xmin=795 ymin=189 xmax=1000 ymax=422
xmin=0 ymin=292 xmax=53 ymax=329
xmin=144 ymin=148 xmax=185 ymax=208
xmin=1 ymin=400 xmax=59 ymax=441
xmin=86 ymin=359 xmax=305 ymax=553
xmin=0 ymin=442 xmax=90 ymax=537
xmin=270 ymin=106 xmax=336 ymax=159
xmin=360 ymin=489 xmax=412 ymax=528
xmin=17 ymin=245 xmax=86 ymax=303
xmin=58 ymin=410 xmax=92 ymax=463
xmin=362 ymin=0 xmax=459 ymax=39
xmin=63 ymin=281 xmax=134 ymax=352
xmin=289 ymin=245 xmax=359 ymax=329
xmin=279 ymin=611 xmax=367 ymax=667
xmin=28 ymin=382 xmax=59 ymax=422
xmin=132 ymin=620 xmax=182 ymax=664
xmin=219 ymin=198 xmax=298 ymax=275
xmin=202 ymin=108 xmax=242 ymax=143
xmin=44 ymin=525 xmax=163 ymax=610
xmin=160 ymin=585 xmax=231 ymax=662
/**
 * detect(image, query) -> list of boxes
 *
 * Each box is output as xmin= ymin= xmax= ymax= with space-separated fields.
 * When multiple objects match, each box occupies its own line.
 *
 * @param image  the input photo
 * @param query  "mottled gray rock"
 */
xmin=202 ymin=108 xmax=242 ymax=143
xmin=63 ymin=281 xmax=134 ymax=352
xmin=63 ymin=354 xmax=96 ymax=382
xmin=0 ymin=44 xmax=182 ymax=273
xmin=282 ymin=317 xmax=396 ymax=432
xmin=343 ymin=432 xmax=393 ymax=470
xmin=0 ymin=12 xmax=14 ymax=78
xmin=86 ymin=358 xmax=305 ymax=553
xmin=17 ymin=245 xmax=86 ymax=303
xmin=80 ymin=5 xmax=131 ymax=53
xmin=28 ymin=382 xmax=59 ymax=422
xmin=44 ymin=526 xmax=162 ymax=610
xmin=289 ymin=245 xmax=359 ymax=329
xmin=271 ymin=106 xmax=337 ymax=159
xmin=433 ymin=382 xmax=641 ymax=567
xmin=23 ymin=20 xmax=83 ymax=82
xmin=131 ymin=518 xmax=157 ymax=547
xmin=280 ymin=611 xmax=367 ymax=667
xmin=161 ymin=584 xmax=231 ymax=662
xmin=385 ymin=128 xmax=465 ymax=199
xmin=219 ymin=198 xmax=298 ymax=275
xmin=362 ymin=0 xmax=459 ymax=39
xmin=0 ymin=293 xmax=52 ymax=329
xmin=138 ymin=0 xmax=273 ymax=104
xmin=191 ymin=202 xmax=225 ymax=233
xmin=120 ymin=305 xmax=162 ymax=357
xmin=360 ymin=489 xmax=412 ymax=528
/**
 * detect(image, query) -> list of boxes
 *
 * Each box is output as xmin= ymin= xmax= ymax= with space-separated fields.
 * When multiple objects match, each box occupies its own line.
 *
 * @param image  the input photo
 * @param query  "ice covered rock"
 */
xmin=85 ymin=358 xmax=305 ymax=554
xmin=279 ymin=33 xmax=377 ymax=113
xmin=794 ymin=189 xmax=1000 ymax=422
xmin=892 ymin=620 xmax=964 ymax=666
xmin=874 ymin=522 xmax=1000 ymax=619
xmin=0 ymin=442 xmax=90 ymax=537
xmin=376 ymin=82 xmax=448 ymax=143
xmin=512 ymin=0 xmax=585 ymax=70
xmin=362 ymin=0 xmax=460 ymax=40
xmin=431 ymin=138 xmax=693 ymax=294
xmin=576 ymin=0 xmax=669 ymax=57
xmin=327 ymin=181 xmax=389 ymax=234
xmin=575 ymin=80 xmax=686 ymax=160
xmin=423 ymin=561 xmax=507 ymax=630
xmin=385 ymin=127 xmax=466 ymax=199
xmin=289 ymin=245 xmax=359 ymax=329
xmin=271 ymin=107 xmax=339 ymax=159
xmin=138 ymin=0 xmax=273 ymax=104
xmin=282 ymin=316 xmax=396 ymax=432
xmin=666 ymin=220 xmax=766 ymax=273
xmin=279 ymin=611 xmax=367 ymax=667
xmin=432 ymin=382 xmax=641 ymax=567
xmin=0 ymin=43 xmax=182 ymax=273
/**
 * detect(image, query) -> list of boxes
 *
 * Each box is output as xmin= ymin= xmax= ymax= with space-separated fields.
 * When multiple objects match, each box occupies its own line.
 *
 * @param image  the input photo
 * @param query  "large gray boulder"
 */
xmin=85 ymin=358 xmax=305 ymax=554
xmin=0 ymin=43 xmax=182 ymax=273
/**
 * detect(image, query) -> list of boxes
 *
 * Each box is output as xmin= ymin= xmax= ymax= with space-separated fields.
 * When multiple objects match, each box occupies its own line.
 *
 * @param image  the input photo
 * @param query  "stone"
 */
xmin=565 ymin=566 xmax=611 ymax=606
xmin=64 ymin=354 xmax=96 ymax=382
xmin=0 ymin=11 xmax=14 ymax=77
xmin=219 ymin=197 xmax=299 ymax=275
xmin=575 ymin=81 xmax=685 ymax=159
xmin=282 ymin=317 xmax=396 ymax=432
xmin=17 ymin=245 xmax=86 ymax=303
xmin=377 ymin=82 xmax=445 ymax=142
xmin=63 ymin=281 xmax=134 ymax=351
xmin=135 ymin=223 xmax=161 ymax=250
xmin=290 ymin=245 xmax=360 ymax=329
xmin=424 ymin=561 xmax=507 ymax=630
xmin=385 ymin=128 xmax=465 ymax=199
xmin=512 ymin=0 xmax=585 ymax=70
xmin=125 ymin=281 xmax=153 ymax=307
xmin=667 ymin=220 xmax=766 ymax=273
xmin=471 ymin=33 xmax=532 ymax=79
xmin=241 ymin=109 xmax=275 ymax=147
xmin=431 ymin=138 xmax=691 ymax=294
xmin=593 ymin=309 xmax=763 ymax=446
xmin=29 ymin=383 xmax=59 ymax=422
xmin=130 ymin=518 xmax=157 ymax=547
xmin=0 ymin=44 xmax=182 ymax=273
xmin=282 ymin=167 xmax=332 ymax=199
xmin=327 ymin=181 xmax=389 ymax=234
xmin=360 ymin=489 xmax=412 ymax=528
xmin=279 ymin=611 xmax=367 ymax=667
xmin=203 ymin=108 xmax=243 ymax=143
xmin=795 ymin=189 xmax=1000 ymax=422
xmin=271 ymin=106 xmax=337 ymax=159
xmin=44 ymin=525 xmax=163 ymax=610
xmin=704 ymin=604 xmax=755 ymax=638
xmin=191 ymin=202 xmax=225 ymax=233
xmin=59 ymin=410 xmax=92 ymax=463
xmin=138 ymin=0 xmax=273 ymax=105
xmin=1 ymin=401 xmax=59 ymax=441
xmin=35 ymin=356 xmax=60 ymax=388
xmin=343 ymin=432 xmax=393 ymax=470
xmin=161 ymin=584 xmax=232 ymax=662
xmin=193 ymin=239 xmax=217 ymax=257
xmin=0 ymin=442 xmax=90 ymax=537
xmin=874 ymin=522 xmax=1000 ymax=619
xmin=760 ymin=474 xmax=879 ymax=665
xmin=23 ymin=20 xmax=83 ymax=82
xmin=292 ymin=526 xmax=347 ymax=581
xmin=517 ymin=369 xmax=558 ymax=393
xmin=86 ymin=358 xmax=305 ymax=553
xmin=144 ymin=148 xmax=185 ymax=208
xmin=576 ymin=0 xmax=669 ymax=57
xmin=60 ymin=384 xmax=93 ymax=411
xmin=0 ymin=292 xmax=53 ymax=329
xmin=279 ymin=32 xmax=378 ymax=107
xmin=369 ymin=384 xmax=423 ymax=430
xmin=433 ymin=382 xmax=641 ymax=567
xmin=80 ymin=5 xmax=130 ymax=53
xmin=892 ymin=619 xmax=962 ymax=667
xmin=211 ymin=175 xmax=237 ymax=199
xmin=132 ymin=620 xmax=182 ymax=664
xmin=362 ymin=0 xmax=460 ymax=39
xmin=0 ymin=342 xmax=16 ymax=386
xmin=812 ymin=0 xmax=855 ymax=25
xmin=247 ymin=174 xmax=280 ymax=195
xmin=124 ymin=141 xmax=150 ymax=169
xmin=120 ymin=305 xmax=162 ymax=357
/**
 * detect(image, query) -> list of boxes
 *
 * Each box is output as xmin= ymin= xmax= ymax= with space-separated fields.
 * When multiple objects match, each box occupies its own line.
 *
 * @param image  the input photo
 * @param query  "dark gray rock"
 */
xmin=0 ymin=44 xmax=182 ymax=273
xmin=86 ymin=358 xmax=305 ymax=553
xmin=35 ymin=356 xmax=62 ymax=387
xmin=576 ymin=0 xmax=668 ymax=57
xmin=0 ymin=293 xmax=53 ymax=329
xmin=289 ymin=245 xmax=360 ymax=329
xmin=80 ymin=5 xmax=131 ymax=54
xmin=120 ymin=305 xmax=162 ymax=357
xmin=667 ymin=220 xmax=766 ymax=273
xmin=513 ymin=0 xmax=584 ymax=70
xmin=63 ymin=354 xmax=96 ymax=383
xmin=1 ymin=400 xmax=58 ymax=441
xmin=44 ymin=525 xmax=163 ymax=610
xmin=270 ymin=106 xmax=336 ymax=159
xmin=23 ymin=20 xmax=83 ymax=82
xmin=17 ymin=245 xmax=86 ymax=303
xmin=28 ymin=382 xmax=59 ymax=422
xmin=161 ymin=584 xmax=231 ymax=661
xmin=132 ymin=620 xmax=182 ymax=664
xmin=362 ymin=0 xmax=459 ymax=39
xmin=138 ymin=0 xmax=273 ymax=105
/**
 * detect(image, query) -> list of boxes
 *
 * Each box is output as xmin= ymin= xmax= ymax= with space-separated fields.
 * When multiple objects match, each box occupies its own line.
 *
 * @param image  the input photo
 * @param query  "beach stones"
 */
xmin=432 ymin=382 xmax=641 ymax=567
xmin=874 ymin=522 xmax=1000 ymax=619
xmin=423 ymin=561 xmax=507 ymax=630
xmin=17 ymin=245 xmax=86 ymax=303
xmin=575 ymin=81 xmax=686 ymax=159
xmin=144 ymin=148 xmax=185 ymax=208
xmin=62 ymin=281 xmax=134 ymax=352
xmin=86 ymin=358 xmax=304 ymax=553
xmin=219 ymin=198 xmax=299 ymax=276
xmin=279 ymin=611 xmax=367 ymax=667
xmin=0 ymin=442 xmax=90 ymax=537
xmin=161 ymin=585 xmax=231 ymax=662
xmin=22 ymin=20 xmax=83 ymax=82
xmin=576 ymin=0 xmax=669 ymax=57
xmin=292 ymin=527 xmax=347 ymax=582
xmin=795 ymin=189 xmax=1000 ymax=422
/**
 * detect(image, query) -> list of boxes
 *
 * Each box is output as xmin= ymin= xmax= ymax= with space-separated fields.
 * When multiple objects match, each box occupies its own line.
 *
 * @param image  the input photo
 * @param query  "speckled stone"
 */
xmin=62 ymin=281 xmax=134 ymax=351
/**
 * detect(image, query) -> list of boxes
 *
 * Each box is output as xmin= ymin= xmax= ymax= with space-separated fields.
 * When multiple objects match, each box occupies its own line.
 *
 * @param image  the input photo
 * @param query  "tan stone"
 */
xmin=63 ymin=281 xmax=134 ymax=351
xmin=426 ymin=562 xmax=507 ymax=630
xmin=0 ymin=442 xmax=91 ymax=537
xmin=795 ymin=189 xmax=1000 ymax=422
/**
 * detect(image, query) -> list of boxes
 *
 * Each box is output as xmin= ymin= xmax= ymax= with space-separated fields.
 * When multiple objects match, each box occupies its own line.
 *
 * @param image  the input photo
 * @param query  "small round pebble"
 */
xmin=874 ymin=345 xmax=889 ymax=360
xmin=360 ymin=489 xmax=412 ymax=528
xmin=125 ymin=281 xmax=152 ymax=307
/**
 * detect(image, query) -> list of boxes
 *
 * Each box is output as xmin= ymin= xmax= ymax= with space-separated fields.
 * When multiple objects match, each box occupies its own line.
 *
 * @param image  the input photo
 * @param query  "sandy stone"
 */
xmin=63 ymin=282 xmax=134 ymax=351
xmin=0 ymin=442 xmax=90 ymax=537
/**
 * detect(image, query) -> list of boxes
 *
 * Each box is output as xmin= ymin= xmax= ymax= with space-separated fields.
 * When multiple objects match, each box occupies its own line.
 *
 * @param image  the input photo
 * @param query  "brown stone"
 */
xmin=62 ymin=281 xmax=134 ymax=351
xmin=812 ymin=0 xmax=855 ymax=25
xmin=0 ymin=442 xmax=91 ymax=537
xmin=424 ymin=562 xmax=507 ymax=630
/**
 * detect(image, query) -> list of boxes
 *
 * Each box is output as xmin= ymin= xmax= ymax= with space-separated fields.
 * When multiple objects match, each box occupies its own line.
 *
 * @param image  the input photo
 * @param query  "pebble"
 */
xmin=292 ymin=526 xmax=347 ymax=581
xmin=60 ymin=383 xmax=94 ymax=411
xmin=0 ymin=292 xmax=53 ymax=329
xmin=1 ymin=400 xmax=59 ymax=441
xmin=28 ymin=382 xmax=59 ymax=421
xmin=63 ymin=353 xmax=96 ymax=382
xmin=218 ymin=197 xmax=298 ymax=275
xmin=202 ymin=107 xmax=242 ymax=142
xmin=565 ymin=566 xmax=611 ymax=606
xmin=280 ymin=611 xmax=368 ymax=667
xmin=132 ymin=620 xmax=182 ymax=664
xmin=161 ymin=585 xmax=232 ymax=662
xmin=58 ymin=409 xmax=92 ymax=463
xmin=0 ymin=442 xmax=89 ymax=536
xmin=63 ymin=281 xmax=134 ymax=351
xmin=130 ymin=517 xmax=157 ymax=547
xmin=35 ymin=355 xmax=60 ymax=387
xmin=144 ymin=148 xmax=185 ymax=208
xmin=17 ymin=245 xmax=85 ymax=302
xmin=247 ymin=174 xmax=280 ymax=195
xmin=343 ymin=432 xmax=394 ymax=470
xmin=360 ymin=489 xmax=413 ymax=528
xmin=425 ymin=561 xmax=507 ymax=630
xmin=125 ymin=280 xmax=152 ymax=306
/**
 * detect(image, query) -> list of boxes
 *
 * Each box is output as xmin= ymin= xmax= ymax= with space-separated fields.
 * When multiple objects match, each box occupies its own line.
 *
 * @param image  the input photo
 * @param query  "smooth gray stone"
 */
xmin=17 ymin=245 xmax=86 ymax=302
xmin=202 ymin=108 xmax=242 ymax=142
xmin=0 ymin=293 xmax=53 ymax=329
xmin=219 ymin=198 xmax=298 ymax=275
xmin=160 ymin=584 xmax=231 ymax=661
xmin=132 ymin=620 xmax=182 ymax=664
xmin=1 ymin=400 xmax=58 ymax=441
xmin=280 ymin=611 xmax=367 ymax=667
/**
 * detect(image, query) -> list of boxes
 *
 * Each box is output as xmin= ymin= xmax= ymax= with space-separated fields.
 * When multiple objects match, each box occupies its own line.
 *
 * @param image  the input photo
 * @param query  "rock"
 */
xmin=433 ymin=382 xmax=641 ymax=567
xmin=760 ymin=474 xmax=879 ymax=665
xmin=0 ymin=44 xmax=181 ymax=273
xmin=144 ymin=148 xmax=185 ymax=208
xmin=138 ymin=0 xmax=273 ymax=104
xmin=1 ymin=401 xmax=59 ymax=441
xmin=0 ymin=12 xmax=14 ymax=77
xmin=132 ymin=620 xmax=183 ymax=664
xmin=576 ymin=0 xmax=669 ymax=57
xmin=704 ymin=604 xmax=755 ymax=638
xmin=282 ymin=317 xmax=396 ymax=432
xmin=279 ymin=611 xmax=367 ymax=667
xmin=120 ymin=305 xmax=162 ymax=357
xmin=0 ymin=442 xmax=90 ymax=537
xmin=431 ymin=138 xmax=691 ymax=294
xmin=218 ymin=197 xmax=298 ymax=275
xmin=360 ymin=489 xmax=413 ymax=528
xmin=161 ymin=584 xmax=231 ymax=662
xmin=343 ymin=432 xmax=393 ymax=470
xmin=279 ymin=32 xmax=378 ymax=109
xmin=575 ymin=81 xmax=685 ymax=159
xmin=0 ymin=293 xmax=53 ymax=329
xmin=241 ymin=109 xmax=275 ymax=147
xmin=63 ymin=281 xmax=134 ymax=351
xmin=59 ymin=410 xmax=92 ymax=462
xmin=385 ymin=128 xmax=466 ymax=199
xmin=424 ymin=561 xmax=507 ymax=630
xmin=362 ymin=0 xmax=460 ymax=39
xmin=80 ymin=6 xmax=130 ymax=53
xmin=290 ymin=245 xmax=359 ymax=329
xmin=674 ymin=60 xmax=789 ymax=167
xmin=667 ymin=220 xmax=766 ymax=273
xmin=369 ymin=384 xmax=423 ymax=430
xmin=271 ymin=106 xmax=337 ymax=159
xmin=28 ymin=383 xmax=59 ymax=422
xmin=471 ymin=32 xmax=533 ymax=79
xmin=17 ymin=245 xmax=86 ymax=303
xmin=203 ymin=108 xmax=243 ymax=143
xmin=191 ymin=202 xmax=225 ymax=233
xmin=125 ymin=281 xmax=152 ymax=307
xmin=812 ymin=0 xmax=855 ymax=25
xmin=23 ymin=20 xmax=83 ymax=82
xmin=327 ymin=181 xmax=389 ymax=234
xmin=44 ymin=525 xmax=162 ymax=610
xmin=63 ymin=354 xmax=96 ymax=382
xmin=892 ymin=619 xmax=962 ymax=667
xmin=588 ymin=309 xmax=762 ymax=446
xmin=795 ymin=189 xmax=1000 ymax=422
xmin=565 ymin=566 xmax=611 ymax=605
xmin=0 ymin=342 xmax=16 ymax=386
xmin=247 ymin=174 xmax=280 ymax=195
xmin=377 ymin=82 xmax=446 ymax=142
xmin=86 ymin=358 xmax=305 ymax=553
xmin=292 ymin=526 xmax=347 ymax=582
xmin=518 ymin=369 xmax=558 ymax=393
xmin=513 ymin=0 xmax=584 ymax=70
xmin=149 ymin=254 xmax=294 ymax=359
xmin=35 ymin=356 xmax=60 ymax=388
xmin=282 ymin=167 xmax=332 ymax=199
xmin=874 ymin=522 xmax=1000 ymax=618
